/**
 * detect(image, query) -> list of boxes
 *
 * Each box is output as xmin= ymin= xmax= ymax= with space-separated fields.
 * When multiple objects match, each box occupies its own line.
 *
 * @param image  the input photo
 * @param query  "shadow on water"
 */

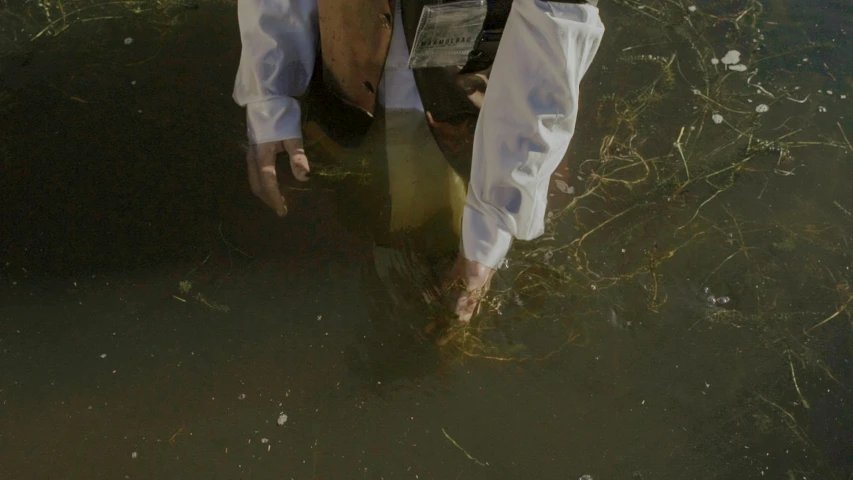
xmin=1 ymin=0 xmax=853 ymax=479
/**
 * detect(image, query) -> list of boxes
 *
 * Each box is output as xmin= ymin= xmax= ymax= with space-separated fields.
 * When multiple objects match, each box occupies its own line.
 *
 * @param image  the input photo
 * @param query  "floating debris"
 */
xmin=712 ymin=296 xmax=731 ymax=306
xmin=238 ymin=393 xmax=246 ymax=400
xmin=712 ymin=113 xmax=724 ymax=124
xmin=721 ymin=50 xmax=741 ymax=65
xmin=728 ymin=64 xmax=748 ymax=72
xmin=442 ymin=428 xmax=488 ymax=467
xmin=688 ymin=5 xmax=696 ymax=12
xmin=705 ymin=287 xmax=731 ymax=305
xmin=819 ymin=106 xmax=827 ymax=113
xmin=755 ymin=104 xmax=769 ymax=113
xmin=99 ymin=353 xmax=107 ymax=359
xmin=124 ymin=37 xmax=133 ymax=45
xmin=260 ymin=438 xmax=269 ymax=444
xmin=555 ymin=179 xmax=574 ymax=194
xmin=276 ymin=412 xmax=288 ymax=426
xmin=711 ymin=58 xmax=719 ymax=65
xmin=703 ymin=287 xmax=730 ymax=306
xmin=131 ymin=452 xmax=138 ymax=459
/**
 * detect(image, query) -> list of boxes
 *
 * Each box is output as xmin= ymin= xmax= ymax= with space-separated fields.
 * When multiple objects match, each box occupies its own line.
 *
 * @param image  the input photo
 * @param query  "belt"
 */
xmin=459 ymin=0 xmax=591 ymax=74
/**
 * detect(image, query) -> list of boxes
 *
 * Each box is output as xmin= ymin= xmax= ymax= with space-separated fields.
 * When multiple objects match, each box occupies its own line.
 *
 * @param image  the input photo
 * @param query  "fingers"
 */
xmin=248 ymin=142 xmax=287 ymax=217
xmin=425 ymin=111 xmax=451 ymax=130
xmin=282 ymin=138 xmax=310 ymax=182
xmin=290 ymin=153 xmax=310 ymax=182
xmin=467 ymin=91 xmax=485 ymax=109
xmin=454 ymin=290 xmax=480 ymax=324
xmin=246 ymin=151 xmax=262 ymax=198
xmin=259 ymin=161 xmax=287 ymax=217
xmin=245 ymin=138 xmax=311 ymax=216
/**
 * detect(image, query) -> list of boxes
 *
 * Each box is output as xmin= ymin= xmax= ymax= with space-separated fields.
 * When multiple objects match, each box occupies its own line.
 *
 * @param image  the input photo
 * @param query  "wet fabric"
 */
xmin=462 ymin=0 xmax=604 ymax=269
xmin=232 ymin=0 xmax=604 ymax=271
xmin=233 ymin=0 xmax=319 ymax=144
xmin=232 ymin=0 xmax=422 ymax=145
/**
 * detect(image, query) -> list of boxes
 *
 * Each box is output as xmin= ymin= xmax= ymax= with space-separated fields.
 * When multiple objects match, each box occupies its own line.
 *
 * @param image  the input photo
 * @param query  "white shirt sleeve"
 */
xmin=462 ymin=0 xmax=605 ymax=269
xmin=232 ymin=0 xmax=319 ymax=144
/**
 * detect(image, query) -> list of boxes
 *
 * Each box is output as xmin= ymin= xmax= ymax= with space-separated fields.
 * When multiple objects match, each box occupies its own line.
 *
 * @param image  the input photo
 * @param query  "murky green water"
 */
xmin=1 ymin=0 xmax=851 ymax=478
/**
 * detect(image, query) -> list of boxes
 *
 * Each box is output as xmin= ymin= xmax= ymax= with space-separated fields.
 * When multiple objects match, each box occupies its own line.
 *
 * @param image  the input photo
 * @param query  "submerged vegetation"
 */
xmin=431 ymin=0 xmax=851 ymax=359
xmin=434 ymin=0 xmax=851 ymax=473
xmin=0 ymin=0 xmax=212 ymax=56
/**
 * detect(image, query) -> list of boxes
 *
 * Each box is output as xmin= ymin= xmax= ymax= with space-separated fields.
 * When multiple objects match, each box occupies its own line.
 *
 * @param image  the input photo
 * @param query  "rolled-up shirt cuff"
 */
xmin=461 ymin=205 xmax=513 ymax=270
xmin=246 ymin=97 xmax=302 ymax=145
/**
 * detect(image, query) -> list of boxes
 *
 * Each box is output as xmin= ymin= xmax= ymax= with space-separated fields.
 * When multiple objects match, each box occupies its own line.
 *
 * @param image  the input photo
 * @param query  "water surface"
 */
xmin=1 ymin=1 xmax=851 ymax=478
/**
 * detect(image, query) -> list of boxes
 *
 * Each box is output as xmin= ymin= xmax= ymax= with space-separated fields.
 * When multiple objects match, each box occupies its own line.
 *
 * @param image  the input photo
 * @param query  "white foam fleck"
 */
xmin=721 ymin=50 xmax=741 ymax=65
xmin=277 ymin=413 xmax=288 ymax=426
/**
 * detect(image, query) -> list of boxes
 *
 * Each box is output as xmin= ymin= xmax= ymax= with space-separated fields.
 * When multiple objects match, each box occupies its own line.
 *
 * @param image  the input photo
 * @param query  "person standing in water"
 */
xmin=232 ymin=0 xmax=604 ymax=334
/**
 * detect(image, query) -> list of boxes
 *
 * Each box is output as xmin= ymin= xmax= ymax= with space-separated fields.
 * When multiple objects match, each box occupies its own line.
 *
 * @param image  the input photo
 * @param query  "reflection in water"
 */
xmin=303 ymin=105 xmax=468 ymax=382
xmin=305 ymin=107 xmax=466 ymax=248
xmin=305 ymin=104 xmax=467 ymax=290
xmin=384 ymin=110 xmax=466 ymax=238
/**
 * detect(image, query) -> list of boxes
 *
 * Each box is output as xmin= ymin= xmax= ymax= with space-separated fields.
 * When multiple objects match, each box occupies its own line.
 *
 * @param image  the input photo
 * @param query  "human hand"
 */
xmin=423 ymin=252 xmax=497 ymax=345
xmin=245 ymin=138 xmax=311 ymax=217
xmin=454 ymin=66 xmax=490 ymax=109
